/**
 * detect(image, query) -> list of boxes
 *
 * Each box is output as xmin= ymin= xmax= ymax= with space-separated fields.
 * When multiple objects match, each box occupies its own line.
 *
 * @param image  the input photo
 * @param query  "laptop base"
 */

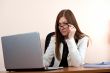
xmin=6 ymin=67 xmax=63 ymax=72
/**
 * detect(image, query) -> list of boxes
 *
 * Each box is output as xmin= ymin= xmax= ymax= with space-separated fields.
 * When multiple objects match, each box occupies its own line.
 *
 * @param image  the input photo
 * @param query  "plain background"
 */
xmin=0 ymin=0 xmax=110 ymax=71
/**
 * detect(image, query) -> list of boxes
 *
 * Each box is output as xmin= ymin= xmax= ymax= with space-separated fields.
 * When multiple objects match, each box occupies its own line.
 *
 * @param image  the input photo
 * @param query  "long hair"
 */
xmin=55 ymin=9 xmax=86 ymax=60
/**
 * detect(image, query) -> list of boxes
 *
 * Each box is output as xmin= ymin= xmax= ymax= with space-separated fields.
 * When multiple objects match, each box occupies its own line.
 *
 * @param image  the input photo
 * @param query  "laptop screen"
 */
xmin=1 ymin=32 xmax=44 ymax=71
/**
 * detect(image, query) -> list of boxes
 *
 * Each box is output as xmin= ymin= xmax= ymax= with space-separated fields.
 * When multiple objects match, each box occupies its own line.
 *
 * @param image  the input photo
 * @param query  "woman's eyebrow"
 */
xmin=59 ymin=22 xmax=68 ymax=24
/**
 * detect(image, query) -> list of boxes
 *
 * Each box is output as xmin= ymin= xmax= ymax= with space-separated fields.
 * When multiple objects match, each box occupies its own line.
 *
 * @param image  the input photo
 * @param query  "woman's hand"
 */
xmin=68 ymin=24 xmax=76 ymax=39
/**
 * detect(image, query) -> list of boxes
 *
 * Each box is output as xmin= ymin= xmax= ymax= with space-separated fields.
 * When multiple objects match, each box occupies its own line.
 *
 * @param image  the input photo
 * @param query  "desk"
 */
xmin=0 ymin=67 xmax=110 ymax=73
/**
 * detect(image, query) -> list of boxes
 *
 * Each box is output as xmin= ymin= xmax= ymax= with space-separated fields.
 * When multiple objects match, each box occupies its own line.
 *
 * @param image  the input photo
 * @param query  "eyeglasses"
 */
xmin=58 ymin=22 xmax=69 ymax=28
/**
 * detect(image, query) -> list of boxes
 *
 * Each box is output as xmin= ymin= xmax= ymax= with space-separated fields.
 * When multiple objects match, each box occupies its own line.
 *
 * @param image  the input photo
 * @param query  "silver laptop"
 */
xmin=1 ymin=32 xmax=46 ymax=71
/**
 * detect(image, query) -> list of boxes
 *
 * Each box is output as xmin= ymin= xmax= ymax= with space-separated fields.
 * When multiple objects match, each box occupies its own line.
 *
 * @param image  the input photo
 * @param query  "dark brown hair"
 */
xmin=55 ymin=9 xmax=86 ymax=60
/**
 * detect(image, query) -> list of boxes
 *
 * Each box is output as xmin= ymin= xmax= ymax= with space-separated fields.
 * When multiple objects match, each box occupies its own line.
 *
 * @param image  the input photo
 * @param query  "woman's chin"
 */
xmin=61 ymin=33 xmax=68 ymax=37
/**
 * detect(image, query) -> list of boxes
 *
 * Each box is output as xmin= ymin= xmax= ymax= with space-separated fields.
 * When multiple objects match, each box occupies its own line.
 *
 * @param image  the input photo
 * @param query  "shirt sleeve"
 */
xmin=65 ymin=36 xmax=89 ymax=67
xmin=43 ymin=37 xmax=55 ymax=67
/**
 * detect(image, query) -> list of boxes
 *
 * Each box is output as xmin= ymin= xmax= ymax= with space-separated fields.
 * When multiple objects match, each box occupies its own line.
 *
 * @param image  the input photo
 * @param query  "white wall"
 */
xmin=0 ymin=0 xmax=110 ymax=70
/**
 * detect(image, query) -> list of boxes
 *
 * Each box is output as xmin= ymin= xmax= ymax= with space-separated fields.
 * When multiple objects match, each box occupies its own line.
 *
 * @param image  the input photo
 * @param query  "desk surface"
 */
xmin=1 ymin=67 xmax=110 ymax=73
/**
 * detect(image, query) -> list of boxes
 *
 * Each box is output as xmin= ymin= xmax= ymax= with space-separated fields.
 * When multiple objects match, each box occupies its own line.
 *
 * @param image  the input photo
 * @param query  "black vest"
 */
xmin=59 ymin=40 xmax=69 ymax=67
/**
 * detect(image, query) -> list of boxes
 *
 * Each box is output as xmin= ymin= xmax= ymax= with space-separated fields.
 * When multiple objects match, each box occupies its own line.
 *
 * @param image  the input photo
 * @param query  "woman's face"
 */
xmin=58 ymin=16 xmax=69 ymax=37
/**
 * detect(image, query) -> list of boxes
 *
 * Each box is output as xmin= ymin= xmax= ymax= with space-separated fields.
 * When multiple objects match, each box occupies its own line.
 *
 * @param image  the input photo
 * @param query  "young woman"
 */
xmin=43 ymin=9 xmax=89 ymax=67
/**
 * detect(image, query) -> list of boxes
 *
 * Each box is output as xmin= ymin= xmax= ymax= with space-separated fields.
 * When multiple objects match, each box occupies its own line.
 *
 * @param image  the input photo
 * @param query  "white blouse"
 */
xmin=43 ymin=36 xmax=89 ymax=67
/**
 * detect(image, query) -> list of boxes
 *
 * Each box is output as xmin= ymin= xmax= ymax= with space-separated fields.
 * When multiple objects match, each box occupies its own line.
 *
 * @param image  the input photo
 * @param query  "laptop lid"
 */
xmin=1 ymin=32 xmax=44 ymax=71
